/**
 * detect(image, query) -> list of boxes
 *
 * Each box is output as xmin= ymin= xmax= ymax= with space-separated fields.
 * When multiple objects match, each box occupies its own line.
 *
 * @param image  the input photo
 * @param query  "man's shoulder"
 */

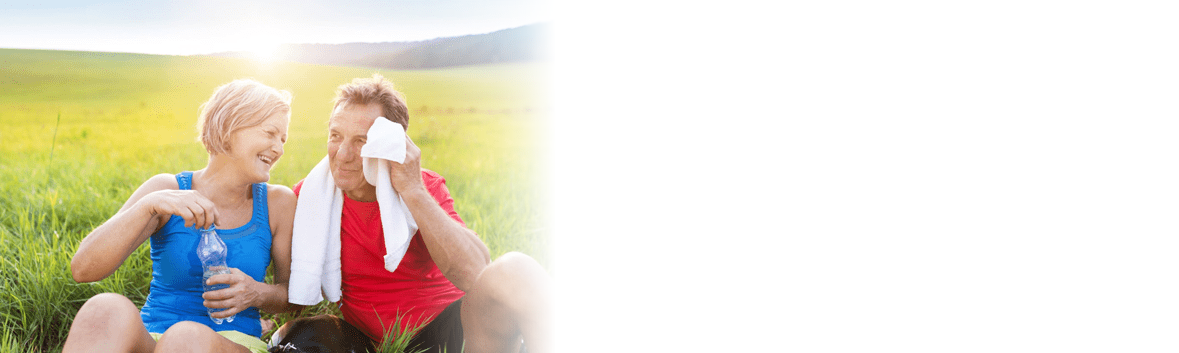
xmin=421 ymin=168 xmax=446 ymax=186
xmin=421 ymin=168 xmax=442 ymax=179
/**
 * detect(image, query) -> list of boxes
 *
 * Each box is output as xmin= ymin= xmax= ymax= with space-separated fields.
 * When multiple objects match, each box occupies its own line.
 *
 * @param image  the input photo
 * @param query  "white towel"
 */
xmin=288 ymin=118 xmax=419 ymax=305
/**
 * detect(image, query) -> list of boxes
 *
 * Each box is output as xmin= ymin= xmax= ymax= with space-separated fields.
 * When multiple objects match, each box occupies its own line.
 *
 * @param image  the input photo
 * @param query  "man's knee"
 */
xmin=462 ymin=253 xmax=551 ymax=353
xmin=474 ymin=252 xmax=550 ymax=310
xmin=481 ymin=252 xmax=546 ymax=284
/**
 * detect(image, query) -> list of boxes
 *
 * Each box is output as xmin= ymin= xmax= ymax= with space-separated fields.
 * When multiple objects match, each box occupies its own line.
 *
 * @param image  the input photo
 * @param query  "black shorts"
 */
xmin=407 ymin=297 xmax=466 ymax=353
xmin=270 ymin=299 xmax=470 ymax=353
xmin=409 ymin=297 xmax=528 ymax=353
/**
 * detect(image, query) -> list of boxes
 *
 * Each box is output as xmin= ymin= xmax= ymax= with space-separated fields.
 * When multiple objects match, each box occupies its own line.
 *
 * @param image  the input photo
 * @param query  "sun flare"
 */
xmin=248 ymin=43 xmax=283 ymax=63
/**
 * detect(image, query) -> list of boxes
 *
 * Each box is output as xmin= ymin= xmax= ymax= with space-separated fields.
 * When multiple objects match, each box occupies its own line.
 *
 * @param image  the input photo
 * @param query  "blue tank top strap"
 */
xmin=252 ymin=183 xmax=269 ymax=227
xmin=176 ymin=172 xmax=193 ymax=191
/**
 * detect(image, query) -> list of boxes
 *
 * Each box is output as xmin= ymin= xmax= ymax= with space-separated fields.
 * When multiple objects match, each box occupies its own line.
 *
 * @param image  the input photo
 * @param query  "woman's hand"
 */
xmin=139 ymin=189 xmax=220 ymax=230
xmin=201 ymin=268 xmax=261 ymax=318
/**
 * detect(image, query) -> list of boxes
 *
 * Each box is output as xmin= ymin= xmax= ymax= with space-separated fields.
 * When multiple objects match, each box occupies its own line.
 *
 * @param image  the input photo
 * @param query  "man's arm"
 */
xmin=389 ymin=136 xmax=490 ymax=292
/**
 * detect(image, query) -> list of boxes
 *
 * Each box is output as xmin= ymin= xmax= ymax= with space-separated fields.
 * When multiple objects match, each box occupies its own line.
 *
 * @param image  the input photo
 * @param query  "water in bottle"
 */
xmin=196 ymin=226 xmax=235 ymax=324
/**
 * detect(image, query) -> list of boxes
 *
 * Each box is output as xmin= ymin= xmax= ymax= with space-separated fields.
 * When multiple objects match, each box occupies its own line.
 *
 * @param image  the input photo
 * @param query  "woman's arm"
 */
xmin=71 ymin=173 xmax=220 ymax=283
xmin=258 ymin=184 xmax=301 ymax=313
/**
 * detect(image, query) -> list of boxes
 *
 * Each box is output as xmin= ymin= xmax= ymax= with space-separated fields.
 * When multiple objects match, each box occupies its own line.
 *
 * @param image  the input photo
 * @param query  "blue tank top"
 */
xmin=139 ymin=171 xmax=272 ymax=337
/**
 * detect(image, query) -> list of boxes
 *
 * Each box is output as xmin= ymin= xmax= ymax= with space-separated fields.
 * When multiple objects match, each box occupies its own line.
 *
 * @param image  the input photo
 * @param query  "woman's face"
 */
xmin=224 ymin=112 xmax=289 ymax=183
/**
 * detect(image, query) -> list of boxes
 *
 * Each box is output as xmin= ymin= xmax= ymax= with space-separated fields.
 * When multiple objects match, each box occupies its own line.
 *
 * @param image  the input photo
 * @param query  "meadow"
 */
xmin=0 ymin=48 xmax=549 ymax=352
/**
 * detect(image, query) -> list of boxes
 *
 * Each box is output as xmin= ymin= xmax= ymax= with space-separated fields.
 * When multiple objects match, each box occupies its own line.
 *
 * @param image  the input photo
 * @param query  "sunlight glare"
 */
xmin=248 ymin=42 xmax=283 ymax=63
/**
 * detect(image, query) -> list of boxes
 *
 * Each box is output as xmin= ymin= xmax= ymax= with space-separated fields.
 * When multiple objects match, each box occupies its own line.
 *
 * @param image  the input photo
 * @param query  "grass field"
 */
xmin=0 ymin=48 xmax=549 ymax=352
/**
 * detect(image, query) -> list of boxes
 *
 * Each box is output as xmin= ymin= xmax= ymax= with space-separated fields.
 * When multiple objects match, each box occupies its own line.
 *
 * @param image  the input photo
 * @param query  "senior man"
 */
xmin=287 ymin=74 xmax=550 ymax=353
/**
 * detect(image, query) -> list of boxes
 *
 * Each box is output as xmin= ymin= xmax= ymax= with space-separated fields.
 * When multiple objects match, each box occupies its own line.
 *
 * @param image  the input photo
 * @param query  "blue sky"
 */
xmin=0 ymin=0 xmax=549 ymax=55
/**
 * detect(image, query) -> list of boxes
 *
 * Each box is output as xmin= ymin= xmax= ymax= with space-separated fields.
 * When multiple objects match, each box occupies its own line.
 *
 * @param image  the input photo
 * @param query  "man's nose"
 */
xmin=337 ymin=141 xmax=360 ymax=161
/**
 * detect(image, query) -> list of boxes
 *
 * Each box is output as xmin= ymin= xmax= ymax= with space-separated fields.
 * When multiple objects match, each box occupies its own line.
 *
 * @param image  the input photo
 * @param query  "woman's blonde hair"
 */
xmin=197 ymin=79 xmax=292 ymax=155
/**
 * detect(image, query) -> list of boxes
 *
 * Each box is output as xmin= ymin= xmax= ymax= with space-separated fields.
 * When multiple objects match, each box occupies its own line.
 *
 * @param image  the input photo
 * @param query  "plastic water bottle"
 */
xmin=197 ymin=226 xmax=235 ymax=324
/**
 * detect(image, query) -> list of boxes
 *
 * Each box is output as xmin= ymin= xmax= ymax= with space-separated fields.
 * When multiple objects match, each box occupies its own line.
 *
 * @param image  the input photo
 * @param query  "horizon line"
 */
xmin=0 ymin=22 xmax=549 ymax=57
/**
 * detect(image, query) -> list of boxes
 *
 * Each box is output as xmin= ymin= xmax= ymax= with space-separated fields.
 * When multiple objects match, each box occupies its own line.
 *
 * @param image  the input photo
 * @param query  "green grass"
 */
xmin=0 ymin=48 xmax=548 ymax=352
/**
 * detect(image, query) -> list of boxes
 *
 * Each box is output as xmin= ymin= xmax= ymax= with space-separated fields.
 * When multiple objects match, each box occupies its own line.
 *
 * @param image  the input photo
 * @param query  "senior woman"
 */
xmin=63 ymin=79 xmax=299 ymax=353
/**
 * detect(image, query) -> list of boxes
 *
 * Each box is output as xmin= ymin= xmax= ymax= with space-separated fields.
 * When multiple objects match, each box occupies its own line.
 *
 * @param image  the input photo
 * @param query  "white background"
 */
xmin=550 ymin=1 xmax=1179 ymax=351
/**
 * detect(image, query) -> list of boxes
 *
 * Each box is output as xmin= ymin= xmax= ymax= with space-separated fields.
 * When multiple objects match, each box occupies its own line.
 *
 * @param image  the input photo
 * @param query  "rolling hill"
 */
xmin=206 ymin=23 xmax=549 ymax=69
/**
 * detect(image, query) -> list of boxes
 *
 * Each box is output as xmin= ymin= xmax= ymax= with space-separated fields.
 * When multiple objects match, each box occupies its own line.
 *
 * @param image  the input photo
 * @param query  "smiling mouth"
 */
xmin=258 ymin=155 xmax=275 ymax=166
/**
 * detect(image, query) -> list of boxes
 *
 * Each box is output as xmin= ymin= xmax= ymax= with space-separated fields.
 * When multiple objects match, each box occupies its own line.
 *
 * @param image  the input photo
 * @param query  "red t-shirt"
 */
xmin=294 ymin=169 xmax=467 ymax=342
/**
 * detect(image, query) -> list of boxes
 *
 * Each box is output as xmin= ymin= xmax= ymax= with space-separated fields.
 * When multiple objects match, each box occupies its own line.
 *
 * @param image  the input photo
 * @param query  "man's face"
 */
xmin=327 ymin=102 xmax=382 ymax=201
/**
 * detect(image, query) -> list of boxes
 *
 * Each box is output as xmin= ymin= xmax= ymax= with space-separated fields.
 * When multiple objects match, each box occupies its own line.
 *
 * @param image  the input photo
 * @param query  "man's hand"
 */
xmin=202 ymin=268 xmax=262 ymax=318
xmin=388 ymin=135 xmax=426 ymax=194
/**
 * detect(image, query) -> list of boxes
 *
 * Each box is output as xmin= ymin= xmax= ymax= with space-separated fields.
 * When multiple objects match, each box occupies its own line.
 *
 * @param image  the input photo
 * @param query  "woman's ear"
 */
xmin=222 ymin=133 xmax=233 ymax=153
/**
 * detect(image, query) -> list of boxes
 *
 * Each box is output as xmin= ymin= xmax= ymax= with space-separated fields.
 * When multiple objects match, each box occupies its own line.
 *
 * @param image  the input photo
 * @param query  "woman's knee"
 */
xmin=160 ymin=320 xmax=216 ymax=336
xmin=75 ymin=293 xmax=139 ymax=321
xmin=156 ymin=321 xmax=248 ymax=353
xmin=64 ymin=293 xmax=150 ymax=352
xmin=156 ymin=321 xmax=217 ymax=345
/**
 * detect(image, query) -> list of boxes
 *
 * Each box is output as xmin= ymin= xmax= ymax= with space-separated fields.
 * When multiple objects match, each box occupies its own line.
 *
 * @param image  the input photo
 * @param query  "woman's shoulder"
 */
xmin=265 ymin=184 xmax=296 ymax=236
xmin=266 ymin=184 xmax=296 ymax=202
xmin=266 ymin=184 xmax=297 ymax=215
xmin=139 ymin=173 xmax=181 ymax=192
